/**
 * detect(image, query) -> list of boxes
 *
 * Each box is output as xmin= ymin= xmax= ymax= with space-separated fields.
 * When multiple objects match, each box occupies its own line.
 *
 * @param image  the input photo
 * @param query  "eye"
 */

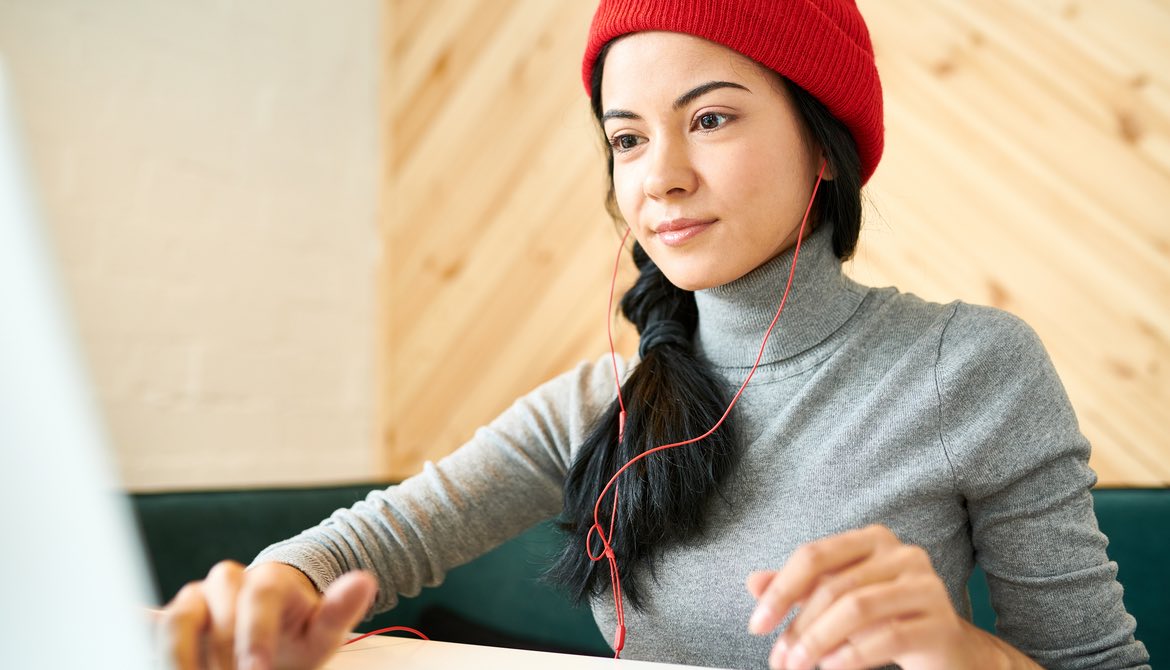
xmin=694 ymin=112 xmax=730 ymax=131
xmin=609 ymin=133 xmax=646 ymax=153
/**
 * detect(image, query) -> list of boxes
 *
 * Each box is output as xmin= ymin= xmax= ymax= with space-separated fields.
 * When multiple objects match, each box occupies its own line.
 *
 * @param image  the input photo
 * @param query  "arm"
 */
xmin=937 ymin=303 xmax=1149 ymax=669
xmin=252 ymin=354 xmax=623 ymax=612
xmin=744 ymin=303 xmax=1148 ymax=670
xmin=159 ymin=355 xmax=625 ymax=670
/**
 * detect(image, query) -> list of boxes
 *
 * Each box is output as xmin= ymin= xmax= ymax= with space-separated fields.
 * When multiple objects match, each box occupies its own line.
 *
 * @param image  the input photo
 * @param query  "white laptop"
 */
xmin=0 ymin=58 xmax=157 ymax=668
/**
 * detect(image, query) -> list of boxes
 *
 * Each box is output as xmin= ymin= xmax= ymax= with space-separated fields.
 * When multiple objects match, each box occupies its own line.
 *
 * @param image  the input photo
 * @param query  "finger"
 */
xmin=818 ymin=617 xmax=935 ymax=670
xmin=784 ymin=577 xmax=936 ymax=670
xmin=746 ymin=570 xmax=777 ymax=599
xmin=160 ymin=582 xmax=211 ymax=670
xmin=202 ymin=561 xmax=245 ymax=670
xmin=235 ymin=565 xmax=317 ymax=670
xmin=785 ymin=543 xmax=924 ymax=642
xmin=295 ymin=571 xmax=378 ymax=668
xmin=315 ymin=571 xmax=377 ymax=633
xmin=749 ymin=525 xmax=897 ymax=634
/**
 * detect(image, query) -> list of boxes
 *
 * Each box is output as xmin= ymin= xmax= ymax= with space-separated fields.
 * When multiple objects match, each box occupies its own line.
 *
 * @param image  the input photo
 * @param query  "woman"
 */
xmin=159 ymin=1 xmax=1150 ymax=669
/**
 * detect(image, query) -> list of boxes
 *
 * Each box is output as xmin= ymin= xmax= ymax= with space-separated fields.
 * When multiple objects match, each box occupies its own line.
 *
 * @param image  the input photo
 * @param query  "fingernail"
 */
xmin=749 ymin=605 xmax=774 ymax=634
xmin=769 ymin=638 xmax=788 ymax=669
xmin=239 ymin=653 xmax=269 ymax=670
xmin=787 ymin=643 xmax=810 ymax=670
xmin=820 ymin=648 xmax=845 ymax=670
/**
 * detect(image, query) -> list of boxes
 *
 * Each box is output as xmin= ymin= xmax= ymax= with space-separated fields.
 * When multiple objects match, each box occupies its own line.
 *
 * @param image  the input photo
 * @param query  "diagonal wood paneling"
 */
xmin=382 ymin=0 xmax=1170 ymax=486
xmin=381 ymin=0 xmax=640 ymax=480
xmin=851 ymin=0 xmax=1170 ymax=486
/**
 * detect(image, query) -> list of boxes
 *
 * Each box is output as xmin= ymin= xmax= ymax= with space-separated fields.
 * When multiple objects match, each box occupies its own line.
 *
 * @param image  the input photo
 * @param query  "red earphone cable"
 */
xmin=334 ymin=162 xmax=826 ymax=659
xmin=608 ymin=226 xmax=633 ymax=441
xmin=342 ymin=626 xmax=430 ymax=646
xmin=592 ymin=161 xmax=828 ymax=658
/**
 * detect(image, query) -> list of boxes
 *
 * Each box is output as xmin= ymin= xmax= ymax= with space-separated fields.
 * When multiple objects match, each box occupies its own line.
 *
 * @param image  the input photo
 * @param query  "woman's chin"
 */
xmin=646 ymin=242 xmax=756 ymax=292
xmin=658 ymin=265 xmax=734 ymax=292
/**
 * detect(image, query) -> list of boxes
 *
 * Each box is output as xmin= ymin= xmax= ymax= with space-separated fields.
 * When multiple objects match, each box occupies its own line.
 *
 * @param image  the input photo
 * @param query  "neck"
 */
xmin=693 ymin=223 xmax=866 ymax=368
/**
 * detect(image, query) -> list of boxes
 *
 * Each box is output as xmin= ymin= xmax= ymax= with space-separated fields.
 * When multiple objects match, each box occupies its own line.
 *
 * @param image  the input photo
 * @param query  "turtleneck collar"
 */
xmin=693 ymin=223 xmax=868 ymax=368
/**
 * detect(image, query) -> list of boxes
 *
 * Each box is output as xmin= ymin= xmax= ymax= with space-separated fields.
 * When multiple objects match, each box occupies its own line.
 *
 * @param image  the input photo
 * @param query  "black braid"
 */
xmin=547 ymin=241 xmax=742 ymax=607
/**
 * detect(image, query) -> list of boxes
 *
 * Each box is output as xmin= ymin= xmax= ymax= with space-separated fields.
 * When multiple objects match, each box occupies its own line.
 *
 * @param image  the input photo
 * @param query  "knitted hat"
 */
xmin=582 ymin=0 xmax=884 ymax=184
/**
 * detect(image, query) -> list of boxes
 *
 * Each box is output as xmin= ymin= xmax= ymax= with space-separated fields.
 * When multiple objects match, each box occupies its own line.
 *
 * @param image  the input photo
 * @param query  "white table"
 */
xmin=326 ymin=634 xmax=729 ymax=669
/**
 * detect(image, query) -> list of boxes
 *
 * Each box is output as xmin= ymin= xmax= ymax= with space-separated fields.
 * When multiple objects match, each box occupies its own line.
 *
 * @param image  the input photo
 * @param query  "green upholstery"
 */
xmin=134 ymin=484 xmax=610 ymax=656
xmin=134 ymin=485 xmax=1166 ymax=665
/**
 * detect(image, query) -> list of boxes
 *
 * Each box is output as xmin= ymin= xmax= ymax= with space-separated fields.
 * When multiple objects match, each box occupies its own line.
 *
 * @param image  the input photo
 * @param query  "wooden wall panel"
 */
xmin=381 ymin=0 xmax=640 ymax=479
xmin=382 ymin=0 xmax=1170 ymax=486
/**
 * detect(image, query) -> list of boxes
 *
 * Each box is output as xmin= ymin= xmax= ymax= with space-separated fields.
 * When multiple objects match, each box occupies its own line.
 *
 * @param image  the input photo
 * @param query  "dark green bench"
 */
xmin=134 ymin=485 xmax=1167 ymax=665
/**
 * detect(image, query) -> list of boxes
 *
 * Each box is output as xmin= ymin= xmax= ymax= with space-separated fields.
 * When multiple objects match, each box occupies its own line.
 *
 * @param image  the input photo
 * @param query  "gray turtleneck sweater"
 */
xmin=255 ymin=223 xmax=1149 ymax=669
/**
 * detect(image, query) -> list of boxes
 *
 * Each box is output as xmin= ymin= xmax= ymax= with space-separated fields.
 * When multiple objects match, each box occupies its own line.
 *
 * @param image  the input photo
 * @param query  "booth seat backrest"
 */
xmin=135 ymin=485 xmax=1168 ymax=665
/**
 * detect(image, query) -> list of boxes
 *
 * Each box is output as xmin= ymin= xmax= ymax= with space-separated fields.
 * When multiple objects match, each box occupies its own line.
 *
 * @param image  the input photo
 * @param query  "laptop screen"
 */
xmin=0 ymin=59 xmax=158 ymax=668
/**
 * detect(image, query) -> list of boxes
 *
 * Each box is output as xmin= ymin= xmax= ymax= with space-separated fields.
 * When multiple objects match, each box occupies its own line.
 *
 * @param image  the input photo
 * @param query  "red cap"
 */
xmin=582 ymin=0 xmax=884 ymax=184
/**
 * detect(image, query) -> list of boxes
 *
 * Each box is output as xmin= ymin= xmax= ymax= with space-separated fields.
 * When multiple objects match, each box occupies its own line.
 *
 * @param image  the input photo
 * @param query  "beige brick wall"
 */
xmin=0 ymin=1 xmax=381 ymax=490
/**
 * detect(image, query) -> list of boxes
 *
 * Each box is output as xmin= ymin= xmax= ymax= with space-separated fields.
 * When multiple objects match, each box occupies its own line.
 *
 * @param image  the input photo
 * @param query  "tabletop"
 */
xmin=325 ymin=634 xmax=729 ymax=670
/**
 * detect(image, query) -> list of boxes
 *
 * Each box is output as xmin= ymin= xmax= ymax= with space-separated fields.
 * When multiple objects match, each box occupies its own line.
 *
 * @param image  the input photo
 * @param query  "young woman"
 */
xmin=159 ymin=1 xmax=1150 ymax=669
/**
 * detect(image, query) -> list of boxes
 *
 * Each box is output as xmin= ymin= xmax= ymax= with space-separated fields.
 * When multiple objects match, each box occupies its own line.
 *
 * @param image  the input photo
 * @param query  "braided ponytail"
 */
xmin=548 ymin=242 xmax=742 ymax=607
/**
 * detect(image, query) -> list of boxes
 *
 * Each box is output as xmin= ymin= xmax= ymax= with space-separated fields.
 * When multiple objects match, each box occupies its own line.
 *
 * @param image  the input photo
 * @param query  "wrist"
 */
xmin=959 ymin=620 xmax=1041 ymax=670
xmin=251 ymin=561 xmax=320 ymax=595
xmin=280 ymin=563 xmax=321 ymax=595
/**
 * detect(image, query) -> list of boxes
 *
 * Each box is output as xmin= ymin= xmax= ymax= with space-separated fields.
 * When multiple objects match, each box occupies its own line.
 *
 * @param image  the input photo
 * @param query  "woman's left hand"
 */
xmin=746 ymin=524 xmax=988 ymax=670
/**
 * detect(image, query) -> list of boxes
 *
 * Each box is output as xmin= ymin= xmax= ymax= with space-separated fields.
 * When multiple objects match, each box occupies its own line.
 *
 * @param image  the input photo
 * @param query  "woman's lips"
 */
xmin=655 ymin=218 xmax=716 ymax=247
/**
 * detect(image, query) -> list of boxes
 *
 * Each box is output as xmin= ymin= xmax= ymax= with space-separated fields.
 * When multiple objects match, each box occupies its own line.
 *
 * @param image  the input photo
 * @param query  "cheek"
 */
xmin=715 ymin=140 xmax=811 ymax=217
xmin=699 ymin=146 xmax=772 ymax=215
xmin=612 ymin=163 xmax=643 ymax=220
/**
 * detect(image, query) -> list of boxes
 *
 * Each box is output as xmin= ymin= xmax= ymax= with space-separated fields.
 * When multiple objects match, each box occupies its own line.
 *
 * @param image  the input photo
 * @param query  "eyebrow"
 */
xmin=601 ymin=80 xmax=751 ymax=123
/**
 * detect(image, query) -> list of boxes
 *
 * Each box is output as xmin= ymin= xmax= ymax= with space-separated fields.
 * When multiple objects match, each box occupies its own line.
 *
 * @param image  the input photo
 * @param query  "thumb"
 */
xmin=746 ymin=570 xmax=778 ymax=599
xmin=314 ymin=571 xmax=378 ymax=637
xmin=287 ymin=571 xmax=378 ymax=670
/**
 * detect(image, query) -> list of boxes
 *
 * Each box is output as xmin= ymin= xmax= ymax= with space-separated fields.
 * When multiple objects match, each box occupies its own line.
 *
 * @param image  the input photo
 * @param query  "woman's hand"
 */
xmin=746 ymin=525 xmax=1021 ymax=670
xmin=158 ymin=560 xmax=377 ymax=670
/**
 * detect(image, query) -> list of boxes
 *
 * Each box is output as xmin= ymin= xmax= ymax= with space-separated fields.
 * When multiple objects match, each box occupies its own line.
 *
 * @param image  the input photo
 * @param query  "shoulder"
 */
xmin=854 ymin=291 xmax=1054 ymax=397
xmin=864 ymin=288 xmax=1029 ymax=337
xmin=535 ymin=352 xmax=633 ymax=407
xmin=935 ymin=302 xmax=1051 ymax=382
xmin=929 ymin=305 xmax=1093 ymax=500
xmin=508 ymin=353 xmax=631 ymax=447
xmin=842 ymin=287 xmax=966 ymax=357
xmin=848 ymin=280 xmax=1040 ymax=357
xmin=932 ymin=302 xmax=1079 ymax=452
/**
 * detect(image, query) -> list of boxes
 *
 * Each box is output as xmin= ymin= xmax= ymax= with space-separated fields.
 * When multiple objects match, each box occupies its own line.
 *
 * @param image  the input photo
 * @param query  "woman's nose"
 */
xmin=642 ymin=137 xmax=698 ymax=200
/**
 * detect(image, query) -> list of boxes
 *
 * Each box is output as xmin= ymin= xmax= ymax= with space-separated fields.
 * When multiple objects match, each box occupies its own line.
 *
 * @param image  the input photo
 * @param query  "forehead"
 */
xmin=600 ymin=31 xmax=771 ymax=107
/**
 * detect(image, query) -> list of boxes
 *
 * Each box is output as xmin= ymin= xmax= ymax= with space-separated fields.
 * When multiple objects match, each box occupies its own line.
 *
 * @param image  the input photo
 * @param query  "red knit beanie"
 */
xmin=582 ymin=0 xmax=884 ymax=184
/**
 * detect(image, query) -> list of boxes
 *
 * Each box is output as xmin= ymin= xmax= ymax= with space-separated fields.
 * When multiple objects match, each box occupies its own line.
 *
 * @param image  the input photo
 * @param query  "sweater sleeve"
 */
xmin=936 ymin=303 xmax=1149 ymax=669
xmin=251 ymin=354 xmax=623 ymax=613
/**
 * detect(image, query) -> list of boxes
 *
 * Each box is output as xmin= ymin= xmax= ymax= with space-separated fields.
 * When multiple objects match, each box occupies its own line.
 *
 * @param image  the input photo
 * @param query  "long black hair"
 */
xmin=547 ymin=41 xmax=864 ymax=608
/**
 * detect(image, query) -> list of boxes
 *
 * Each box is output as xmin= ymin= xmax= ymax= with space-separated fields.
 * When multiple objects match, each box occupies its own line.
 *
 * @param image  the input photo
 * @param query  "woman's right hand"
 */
xmin=158 ymin=560 xmax=378 ymax=670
